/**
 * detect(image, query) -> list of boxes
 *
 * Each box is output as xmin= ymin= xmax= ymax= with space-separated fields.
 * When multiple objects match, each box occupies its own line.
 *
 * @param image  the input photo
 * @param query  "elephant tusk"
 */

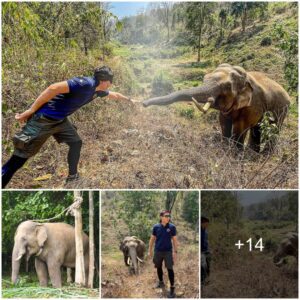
xmin=191 ymin=97 xmax=214 ymax=113
xmin=15 ymin=254 xmax=23 ymax=261
xmin=137 ymin=256 xmax=143 ymax=263
xmin=274 ymin=258 xmax=284 ymax=266
xmin=36 ymin=248 xmax=43 ymax=257
xmin=127 ymin=257 xmax=131 ymax=265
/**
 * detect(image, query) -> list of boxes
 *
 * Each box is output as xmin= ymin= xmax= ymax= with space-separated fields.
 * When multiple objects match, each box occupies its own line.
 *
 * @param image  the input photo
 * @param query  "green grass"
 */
xmin=2 ymin=277 xmax=99 ymax=298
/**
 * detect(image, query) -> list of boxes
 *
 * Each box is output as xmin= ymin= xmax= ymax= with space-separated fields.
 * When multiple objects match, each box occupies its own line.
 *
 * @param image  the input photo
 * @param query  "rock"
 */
xmin=131 ymin=150 xmax=140 ymax=156
xmin=189 ymin=167 xmax=197 ymax=174
xmin=112 ymin=140 xmax=123 ymax=147
xmin=122 ymin=128 xmax=139 ymax=136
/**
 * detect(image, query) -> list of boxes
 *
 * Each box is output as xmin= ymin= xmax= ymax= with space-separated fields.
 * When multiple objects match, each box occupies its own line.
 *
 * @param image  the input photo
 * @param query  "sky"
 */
xmin=237 ymin=191 xmax=289 ymax=206
xmin=109 ymin=2 xmax=150 ymax=18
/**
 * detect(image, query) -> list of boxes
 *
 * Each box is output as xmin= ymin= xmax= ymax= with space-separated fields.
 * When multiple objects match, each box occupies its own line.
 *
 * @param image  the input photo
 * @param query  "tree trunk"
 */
xmin=74 ymin=191 xmax=86 ymax=286
xmin=197 ymin=26 xmax=202 ymax=62
xmin=88 ymin=191 xmax=95 ymax=288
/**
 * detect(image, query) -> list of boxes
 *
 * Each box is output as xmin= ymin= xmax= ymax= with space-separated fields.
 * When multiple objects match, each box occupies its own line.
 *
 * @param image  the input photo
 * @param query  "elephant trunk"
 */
xmin=12 ymin=242 xmax=25 ymax=284
xmin=143 ymin=82 xmax=220 ymax=108
xmin=128 ymin=247 xmax=139 ymax=275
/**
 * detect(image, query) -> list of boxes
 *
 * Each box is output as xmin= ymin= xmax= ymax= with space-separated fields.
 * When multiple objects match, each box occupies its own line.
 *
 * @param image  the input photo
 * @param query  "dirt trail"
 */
xmin=7 ymin=98 xmax=297 ymax=189
xmin=102 ymin=248 xmax=199 ymax=298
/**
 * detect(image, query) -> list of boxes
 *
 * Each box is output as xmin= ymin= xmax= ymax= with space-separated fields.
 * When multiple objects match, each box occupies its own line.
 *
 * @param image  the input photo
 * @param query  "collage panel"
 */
xmin=2 ymin=191 xmax=99 ymax=298
xmin=101 ymin=191 xmax=199 ymax=298
xmin=201 ymin=190 xmax=298 ymax=298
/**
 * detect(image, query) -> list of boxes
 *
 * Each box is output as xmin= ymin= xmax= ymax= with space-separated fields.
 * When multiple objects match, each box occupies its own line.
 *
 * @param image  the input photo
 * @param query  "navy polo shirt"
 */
xmin=201 ymin=227 xmax=208 ymax=252
xmin=152 ymin=222 xmax=176 ymax=252
xmin=36 ymin=76 xmax=109 ymax=120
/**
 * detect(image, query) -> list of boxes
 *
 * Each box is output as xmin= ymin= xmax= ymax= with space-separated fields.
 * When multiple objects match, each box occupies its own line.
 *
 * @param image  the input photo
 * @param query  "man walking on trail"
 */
xmin=2 ymin=66 xmax=133 ymax=188
xmin=201 ymin=216 xmax=211 ymax=285
xmin=149 ymin=210 xmax=178 ymax=298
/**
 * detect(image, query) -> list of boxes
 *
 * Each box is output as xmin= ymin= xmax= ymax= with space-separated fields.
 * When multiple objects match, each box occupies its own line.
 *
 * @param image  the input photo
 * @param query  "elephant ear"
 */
xmin=136 ymin=239 xmax=145 ymax=256
xmin=231 ymin=66 xmax=253 ymax=109
xmin=36 ymin=225 xmax=48 ymax=248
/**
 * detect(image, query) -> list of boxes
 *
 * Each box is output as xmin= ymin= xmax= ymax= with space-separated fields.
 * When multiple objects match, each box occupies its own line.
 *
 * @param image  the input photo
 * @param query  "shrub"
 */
xmin=260 ymin=36 xmax=272 ymax=46
xmin=151 ymin=72 xmax=174 ymax=97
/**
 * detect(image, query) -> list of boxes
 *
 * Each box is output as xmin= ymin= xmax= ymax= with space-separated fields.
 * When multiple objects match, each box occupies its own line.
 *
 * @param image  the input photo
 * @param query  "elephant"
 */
xmin=143 ymin=64 xmax=290 ymax=152
xmin=273 ymin=232 xmax=298 ymax=267
xmin=11 ymin=220 xmax=89 ymax=288
xmin=119 ymin=236 xmax=146 ymax=275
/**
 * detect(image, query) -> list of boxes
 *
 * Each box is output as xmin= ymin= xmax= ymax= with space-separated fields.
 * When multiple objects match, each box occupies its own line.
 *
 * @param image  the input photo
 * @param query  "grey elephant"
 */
xmin=143 ymin=64 xmax=290 ymax=152
xmin=12 ymin=220 xmax=89 ymax=288
xmin=273 ymin=232 xmax=298 ymax=267
xmin=119 ymin=236 xmax=146 ymax=275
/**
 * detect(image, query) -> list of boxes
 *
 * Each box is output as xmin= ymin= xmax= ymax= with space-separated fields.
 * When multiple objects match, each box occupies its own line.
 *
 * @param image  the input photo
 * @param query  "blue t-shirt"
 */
xmin=201 ymin=227 xmax=208 ymax=252
xmin=36 ymin=76 xmax=109 ymax=120
xmin=152 ymin=222 xmax=176 ymax=252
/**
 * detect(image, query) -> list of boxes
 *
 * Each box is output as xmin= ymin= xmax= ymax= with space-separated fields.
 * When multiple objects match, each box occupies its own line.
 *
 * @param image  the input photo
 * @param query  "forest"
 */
xmin=2 ymin=191 xmax=99 ymax=298
xmin=101 ymin=191 xmax=199 ymax=298
xmin=2 ymin=2 xmax=298 ymax=189
xmin=201 ymin=191 xmax=298 ymax=298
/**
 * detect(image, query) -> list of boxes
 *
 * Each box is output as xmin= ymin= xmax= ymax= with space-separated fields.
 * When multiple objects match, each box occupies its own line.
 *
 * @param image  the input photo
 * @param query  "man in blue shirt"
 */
xmin=149 ymin=210 xmax=178 ymax=298
xmin=2 ymin=66 xmax=132 ymax=187
xmin=201 ymin=216 xmax=211 ymax=285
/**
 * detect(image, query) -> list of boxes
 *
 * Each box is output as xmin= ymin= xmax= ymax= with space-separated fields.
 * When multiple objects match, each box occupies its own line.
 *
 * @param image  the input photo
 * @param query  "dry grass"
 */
xmin=3 ymin=100 xmax=297 ymax=189
xmin=202 ymin=251 xmax=298 ymax=298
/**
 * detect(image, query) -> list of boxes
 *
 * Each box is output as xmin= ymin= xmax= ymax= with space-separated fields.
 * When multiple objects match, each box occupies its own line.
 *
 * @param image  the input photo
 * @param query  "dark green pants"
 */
xmin=153 ymin=251 xmax=174 ymax=269
xmin=13 ymin=114 xmax=81 ymax=158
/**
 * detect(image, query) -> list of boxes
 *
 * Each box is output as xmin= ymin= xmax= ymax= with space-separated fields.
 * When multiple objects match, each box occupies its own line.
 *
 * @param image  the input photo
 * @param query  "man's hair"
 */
xmin=94 ymin=66 xmax=113 ymax=84
xmin=160 ymin=210 xmax=171 ymax=217
xmin=201 ymin=216 xmax=209 ymax=223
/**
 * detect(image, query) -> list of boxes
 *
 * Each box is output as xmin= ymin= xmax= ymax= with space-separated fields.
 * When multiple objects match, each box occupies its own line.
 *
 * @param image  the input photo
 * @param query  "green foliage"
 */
xmin=201 ymin=191 xmax=243 ymax=229
xmin=272 ymin=23 xmax=298 ymax=97
xmin=179 ymin=107 xmax=195 ymax=119
xmin=181 ymin=192 xmax=199 ymax=227
xmin=151 ymin=72 xmax=174 ymax=97
xmin=259 ymin=112 xmax=279 ymax=144
xmin=117 ymin=192 xmax=162 ymax=243
xmin=244 ymin=191 xmax=298 ymax=222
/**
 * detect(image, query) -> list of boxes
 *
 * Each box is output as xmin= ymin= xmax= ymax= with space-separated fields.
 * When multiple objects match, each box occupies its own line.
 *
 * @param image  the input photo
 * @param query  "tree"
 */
xmin=218 ymin=8 xmax=228 ymax=39
xmin=158 ymin=2 xmax=174 ymax=42
xmin=230 ymin=2 xmax=268 ymax=32
xmin=166 ymin=191 xmax=178 ymax=211
xmin=88 ymin=191 xmax=95 ymax=288
xmin=185 ymin=2 xmax=215 ymax=62
xmin=73 ymin=191 xmax=85 ymax=286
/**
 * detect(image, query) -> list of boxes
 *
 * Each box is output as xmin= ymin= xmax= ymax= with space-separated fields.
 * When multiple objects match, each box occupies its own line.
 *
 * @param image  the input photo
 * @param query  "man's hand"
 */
xmin=15 ymin=109 xmax=34 ymax=123
xmin=148 ymin=250 xmax=153 ymax=258
xmin=129 ymin=99 xmax=142 ymax=103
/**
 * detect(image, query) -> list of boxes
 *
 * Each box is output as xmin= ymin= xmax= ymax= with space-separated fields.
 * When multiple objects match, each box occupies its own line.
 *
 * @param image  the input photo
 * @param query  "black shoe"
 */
xmin=167 ymin=287 xmax=176 ymax=298
xmin=65 ymin=173 xmax=80 ymax=183
xmin=155 ymin=281 xmax=165 ymax=288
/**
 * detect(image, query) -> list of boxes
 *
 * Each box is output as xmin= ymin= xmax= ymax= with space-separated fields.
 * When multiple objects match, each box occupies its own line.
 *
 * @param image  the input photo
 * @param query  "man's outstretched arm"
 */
xmin=15 ymin=81 xmax=69 ymax=122
xmin=107 ymin=91 xmax=132 ymax=102
xmin=148 ymin=234 xmax=156 ymax=257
